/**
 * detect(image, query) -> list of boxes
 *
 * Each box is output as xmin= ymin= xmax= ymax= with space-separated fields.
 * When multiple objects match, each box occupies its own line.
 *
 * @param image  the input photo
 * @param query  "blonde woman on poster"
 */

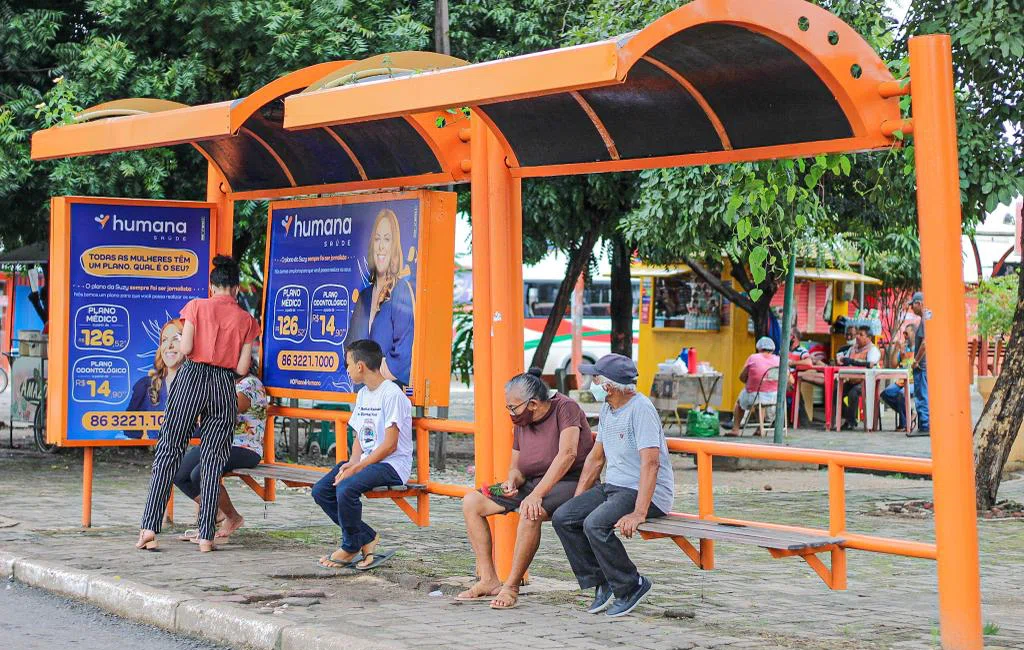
xmin=349 ymin=208 xmax=415 ymax=386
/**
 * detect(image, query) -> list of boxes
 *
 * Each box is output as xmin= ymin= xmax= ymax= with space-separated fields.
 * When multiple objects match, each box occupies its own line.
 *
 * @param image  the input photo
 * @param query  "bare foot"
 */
xmin=197 ymin=539 xmax=215 ymax=553
xmin=724 ymin=430 xmax=741 ymax=437
xmin=135 ymin=529 xmax=158 ymax=551
xmin=456 ymin=579 xmax=502 ymax=601
xmin=216 ymin=515 xmax=244 ymax=539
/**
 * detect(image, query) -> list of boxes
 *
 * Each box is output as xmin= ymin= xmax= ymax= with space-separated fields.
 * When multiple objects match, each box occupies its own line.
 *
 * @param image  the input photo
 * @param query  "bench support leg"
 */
xmin=236 ymin=475 xmax=267 ymax=501
xmin=639 ymin=532 xmax=711 ymax=570
xmin=391 ymin=496 xmax=429 ymax=527
xmin=768 ymin=545 xmax=846 ymax=590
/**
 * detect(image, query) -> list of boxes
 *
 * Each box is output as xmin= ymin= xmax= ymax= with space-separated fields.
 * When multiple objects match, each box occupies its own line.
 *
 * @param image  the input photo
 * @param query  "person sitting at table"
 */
xmin=793 ymin=347 xmax=829 ymax=425
xmin=879 ymin=324 xmax=916 ymax=430
xmin=838 ymin=326 xmax=881 ymax=430
xmin=724 ymin=337 xmax=791 ymax=437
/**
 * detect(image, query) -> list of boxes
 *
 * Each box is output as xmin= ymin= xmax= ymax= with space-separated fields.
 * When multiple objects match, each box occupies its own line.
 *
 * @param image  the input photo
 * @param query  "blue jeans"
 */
xmin=880 ymin=383 xmax=908 ymax=429
xmin=311 ymin=461 xmax=401 ymax=552
xmin=913 ymin=367 xmax=929 ymax=431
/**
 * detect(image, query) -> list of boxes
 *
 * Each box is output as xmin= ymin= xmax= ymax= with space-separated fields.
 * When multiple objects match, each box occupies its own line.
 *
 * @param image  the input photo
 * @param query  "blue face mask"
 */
xmin=590 ymin=381 xmax=608 ymax=402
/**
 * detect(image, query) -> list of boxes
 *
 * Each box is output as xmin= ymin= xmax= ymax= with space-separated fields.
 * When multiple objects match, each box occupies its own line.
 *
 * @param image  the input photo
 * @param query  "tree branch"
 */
xmin=683 ymin=255 xmax=753 ymax=313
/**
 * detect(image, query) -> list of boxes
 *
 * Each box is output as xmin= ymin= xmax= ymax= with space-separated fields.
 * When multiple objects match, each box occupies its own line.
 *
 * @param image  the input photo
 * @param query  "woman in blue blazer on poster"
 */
xmin=349 ymin=208 xmax=415 ymax=387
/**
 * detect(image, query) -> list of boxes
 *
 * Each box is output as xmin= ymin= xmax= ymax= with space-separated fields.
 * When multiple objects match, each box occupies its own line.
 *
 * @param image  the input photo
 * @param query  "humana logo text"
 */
xmin=287 ymin=215 xmax=352 ymax=238
xmin=103 ymin=213 xmax=188 ymax=234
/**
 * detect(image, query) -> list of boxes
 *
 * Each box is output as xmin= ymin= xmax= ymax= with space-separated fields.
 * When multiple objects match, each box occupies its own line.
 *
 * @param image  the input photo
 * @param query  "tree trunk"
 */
xmin=750 ymin=303 xmax=772 ymax=339
xmin=434 ymin=0 xmax=450 ymax=55
xmin=529 ymin=228 xmax=599 ymax=371
xmin=973 ymin=272 xmax=1024 ymax=510
xmin=609 ymin=233 xmax=633 ymax=358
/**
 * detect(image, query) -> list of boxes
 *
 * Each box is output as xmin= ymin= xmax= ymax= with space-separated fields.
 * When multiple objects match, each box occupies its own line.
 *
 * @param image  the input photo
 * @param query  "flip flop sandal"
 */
xmin=455 ymin=589 xmax=502 ymax=602
xmin=177 ymin=529 xmax=199 ymax=542
xmin=355 ymin=549 xmax=397 ymax=570
xmin=317 ymin=550 xmax=362 ymax=569
xmin=489 ymin=587 xmax=519 ymax=610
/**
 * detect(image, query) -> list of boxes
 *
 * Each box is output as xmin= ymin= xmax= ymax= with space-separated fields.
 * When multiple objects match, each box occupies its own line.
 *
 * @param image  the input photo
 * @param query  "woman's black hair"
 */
xmin=505 ymin=367 xmax=550 ymax=402
xmin=210 ymin=254 xmax=241 ymax=288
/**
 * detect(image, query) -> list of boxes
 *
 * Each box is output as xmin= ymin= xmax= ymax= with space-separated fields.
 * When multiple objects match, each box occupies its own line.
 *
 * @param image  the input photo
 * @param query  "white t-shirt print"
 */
xmin=350 ymin=379 xmax=413 ymax=484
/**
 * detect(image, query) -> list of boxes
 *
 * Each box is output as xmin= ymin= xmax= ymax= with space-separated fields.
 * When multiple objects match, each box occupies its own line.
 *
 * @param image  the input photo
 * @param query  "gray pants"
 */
xmin=551 ymin=483 xmax=665 ymax=599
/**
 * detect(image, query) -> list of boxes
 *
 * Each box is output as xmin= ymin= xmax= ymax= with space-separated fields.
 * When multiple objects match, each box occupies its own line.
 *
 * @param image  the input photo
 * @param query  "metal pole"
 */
xmin=571 ymin=272 xmax=584 ymax=383
xmin=82 ymin=446 xmax=93 ymax=527
xmin=774 ymin=247 xmax=796 ymax=443
xmin=909 ymin=34 xmax=982 ymax=650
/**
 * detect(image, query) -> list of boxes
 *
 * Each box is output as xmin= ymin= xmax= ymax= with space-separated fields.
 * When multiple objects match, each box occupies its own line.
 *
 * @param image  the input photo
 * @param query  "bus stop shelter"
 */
xmin=32 ymin=1 xmax=981 ymax=647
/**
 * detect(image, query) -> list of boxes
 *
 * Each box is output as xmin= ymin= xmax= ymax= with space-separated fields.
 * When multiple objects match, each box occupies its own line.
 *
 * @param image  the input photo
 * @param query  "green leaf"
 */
xmin=749 ymin=288 xmax=763 ymax=302
xmin=786 ymin=185 xmax=796 ymax=203
xmin=736 ymin=217 xmax=751 ymax=240
xmin=839 ymin=156 xmax=851 ymax=176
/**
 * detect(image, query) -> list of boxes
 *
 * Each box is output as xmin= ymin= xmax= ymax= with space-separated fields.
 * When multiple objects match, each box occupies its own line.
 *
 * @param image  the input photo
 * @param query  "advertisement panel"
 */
xmin=262 ymin=191 xmax=456 ymax=405
xmin=47 ymin=197 xmax=214 ymax=445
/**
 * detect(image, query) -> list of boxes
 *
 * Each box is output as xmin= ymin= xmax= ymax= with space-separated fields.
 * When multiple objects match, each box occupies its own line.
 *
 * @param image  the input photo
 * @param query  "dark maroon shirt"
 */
xmin=513 ymin=393 xmax=594 ymax=480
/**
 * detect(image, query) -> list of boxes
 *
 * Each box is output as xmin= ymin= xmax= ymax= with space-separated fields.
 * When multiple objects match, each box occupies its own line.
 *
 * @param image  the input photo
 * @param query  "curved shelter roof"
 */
xmin=32 ymin=0 xmax=902 ymax=194
xmin=285 ymin=0 xmax=902 ymax=177
xmin=31 ymin=54 xmax=472 ymax=199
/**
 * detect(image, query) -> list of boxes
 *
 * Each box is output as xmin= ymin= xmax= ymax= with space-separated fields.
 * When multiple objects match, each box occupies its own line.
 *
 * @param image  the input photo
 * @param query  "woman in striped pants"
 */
xmin=137 ymin=256 xmax=260 ymax=552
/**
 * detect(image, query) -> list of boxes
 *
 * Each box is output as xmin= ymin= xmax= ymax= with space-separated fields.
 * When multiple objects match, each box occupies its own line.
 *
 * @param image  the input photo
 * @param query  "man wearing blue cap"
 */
xmin=551 ymin=353 xmax=675 ymax=618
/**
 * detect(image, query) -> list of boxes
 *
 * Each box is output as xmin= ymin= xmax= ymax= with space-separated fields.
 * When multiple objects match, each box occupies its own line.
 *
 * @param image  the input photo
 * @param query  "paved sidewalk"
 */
xmin=1 ymin=445 xmax=1022 ymax=650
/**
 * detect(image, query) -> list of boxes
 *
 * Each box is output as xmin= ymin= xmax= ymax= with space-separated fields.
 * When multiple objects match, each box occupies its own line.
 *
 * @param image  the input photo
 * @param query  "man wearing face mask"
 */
xmin=552 ymin=354 xmax=675 ymax=618
xmin=455 ymin=368 xmax=594 ymax=609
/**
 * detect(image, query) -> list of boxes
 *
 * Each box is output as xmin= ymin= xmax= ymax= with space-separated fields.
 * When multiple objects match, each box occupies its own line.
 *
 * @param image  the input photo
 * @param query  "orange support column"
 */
xmin=82 ymin=447 xmax=93 ymax=527
xmin=486 ymin=125 xmax=524 ymax=581
xmin=470 ymin=116 xmax=494 ymax=494
xmin=909 ymin=35 xmax=982 ymax=650
xmin=207 ymin=164 xmax=234 ymax=257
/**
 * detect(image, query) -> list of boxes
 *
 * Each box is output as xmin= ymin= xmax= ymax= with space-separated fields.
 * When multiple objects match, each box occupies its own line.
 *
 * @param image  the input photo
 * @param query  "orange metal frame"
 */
xmin=259 ymin=190 xmax=456 ymax=407
xmin=239 ymin=404 xmax=474 ymax=527
xmin=29 ymin=2 xmax=980 ymax=646
xmin=638 ymin=439 xmax=937 ymax=591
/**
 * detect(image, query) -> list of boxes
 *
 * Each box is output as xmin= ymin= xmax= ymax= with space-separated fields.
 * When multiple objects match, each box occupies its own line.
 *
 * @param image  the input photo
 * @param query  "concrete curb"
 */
xmin=1 ymin=549 xmax=408 ymax=650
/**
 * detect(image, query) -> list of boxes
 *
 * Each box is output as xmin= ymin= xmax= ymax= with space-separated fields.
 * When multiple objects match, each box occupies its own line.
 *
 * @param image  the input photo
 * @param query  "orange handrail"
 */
xmin=667 ymin=439 xmax=936 ymax=561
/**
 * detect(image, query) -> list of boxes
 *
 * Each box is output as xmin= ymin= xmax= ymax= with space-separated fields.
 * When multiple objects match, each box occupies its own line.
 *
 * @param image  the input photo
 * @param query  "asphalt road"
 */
xmin=0 ymin=580 xmax=230 ymax=650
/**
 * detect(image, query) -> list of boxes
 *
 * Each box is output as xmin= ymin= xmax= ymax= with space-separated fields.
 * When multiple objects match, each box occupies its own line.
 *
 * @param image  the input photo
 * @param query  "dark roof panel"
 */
xmin=196 ymin=135 xmax=291 ymax=192
xmin=481 ymin=93 xmax=611 ymax=167
xmin=647 ymin=23 xmax=853 ymax=149
xmin=580 ymin=58 xmax=724 ymax=159
xmin=243 ymin=113 xmax=362 ymax=186
xmin=331 ymin=118 xmax=442 ymax=180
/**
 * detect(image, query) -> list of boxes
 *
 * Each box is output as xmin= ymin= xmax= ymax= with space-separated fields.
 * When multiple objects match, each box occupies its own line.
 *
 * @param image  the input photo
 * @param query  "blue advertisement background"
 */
xmin=66 ymin=202 xmax=211 ymax=440
xmin=263 ymin=198 xmax=419 ymax=395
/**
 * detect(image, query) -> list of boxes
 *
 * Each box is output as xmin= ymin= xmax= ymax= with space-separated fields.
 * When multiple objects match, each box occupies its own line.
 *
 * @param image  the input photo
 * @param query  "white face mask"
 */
xmin=590 ymin=381 xmax=608 ymax=402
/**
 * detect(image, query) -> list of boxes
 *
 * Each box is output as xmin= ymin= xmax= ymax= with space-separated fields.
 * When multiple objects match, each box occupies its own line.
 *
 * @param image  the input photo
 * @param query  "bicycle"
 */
xmin=22 ymin=374 xmax=57 ymax=454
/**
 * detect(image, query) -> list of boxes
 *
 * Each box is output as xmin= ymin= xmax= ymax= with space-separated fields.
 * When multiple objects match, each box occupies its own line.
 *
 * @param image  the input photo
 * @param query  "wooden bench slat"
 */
xmin=229 ymin=465 xmax=425 ymax=492
xmin=647 ymin=515 xmax=838 ymax=542
xmin=652 ymin=517 xmax=839 ymax=546
xmin=639 ymin=515 xmax=843 ymax=551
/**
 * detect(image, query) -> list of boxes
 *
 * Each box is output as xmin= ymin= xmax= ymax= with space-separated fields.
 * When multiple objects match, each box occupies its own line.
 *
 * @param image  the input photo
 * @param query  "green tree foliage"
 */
xmin=973 ymin=273 xmax=1018 ymax=340
xmin=0 ymin=0 xmax=438 ymax=254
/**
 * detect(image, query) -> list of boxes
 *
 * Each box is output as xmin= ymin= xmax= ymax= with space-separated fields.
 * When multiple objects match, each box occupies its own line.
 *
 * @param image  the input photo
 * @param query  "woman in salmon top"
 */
xmin=136 ymin=255 xmax=260 ymax=552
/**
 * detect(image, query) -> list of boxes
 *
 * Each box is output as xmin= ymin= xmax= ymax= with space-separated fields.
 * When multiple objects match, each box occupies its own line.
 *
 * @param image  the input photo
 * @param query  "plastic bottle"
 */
xmin=678 ymin=347 xmax=688 ymax=367
xmin=687 ymin=347 xmax=698 ymax=374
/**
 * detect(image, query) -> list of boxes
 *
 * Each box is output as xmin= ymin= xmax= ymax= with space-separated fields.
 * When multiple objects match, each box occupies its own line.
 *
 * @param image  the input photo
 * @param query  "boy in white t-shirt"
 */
xmin=313 ymin=339 xmax=412 ymax=569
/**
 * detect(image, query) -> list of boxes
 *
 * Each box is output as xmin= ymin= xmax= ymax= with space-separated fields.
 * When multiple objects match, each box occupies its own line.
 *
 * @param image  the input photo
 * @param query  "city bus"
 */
xmin=454 ymin=253 xmax=640 ymax=376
